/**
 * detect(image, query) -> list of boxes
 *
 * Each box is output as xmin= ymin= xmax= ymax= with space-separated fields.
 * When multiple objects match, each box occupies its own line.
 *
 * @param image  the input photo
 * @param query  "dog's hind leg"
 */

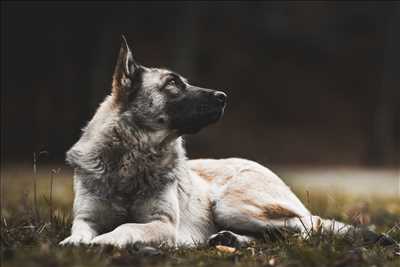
xmin=311 ymin=216 xmax=398 ymax=246
xmin=210 ymin=166 xmax=314 ymax=241
xmin=213 ymin=200 xmax=398 ymax=247
xmin=297 ymin=216 xmax=398 ymax=247
xmin=211 ymin=197 xmax=311 ymax=242
xmin=209 ymin=161 xmax=398 ymax=247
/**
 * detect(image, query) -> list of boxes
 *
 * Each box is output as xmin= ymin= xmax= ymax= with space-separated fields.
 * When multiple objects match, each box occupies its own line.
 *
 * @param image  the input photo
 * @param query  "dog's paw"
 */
xmin=90 ymin=230 xmax=133 ymax=248
xmin=59 ymin=234 xmax=92 ymax=246
xmin=208 ymin=231 xmax=241 ymax=248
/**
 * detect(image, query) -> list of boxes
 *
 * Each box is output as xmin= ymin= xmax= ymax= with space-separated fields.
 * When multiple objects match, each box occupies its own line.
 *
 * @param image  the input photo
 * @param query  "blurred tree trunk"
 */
xmin=367 ymin=6 xmax=400 ymax=166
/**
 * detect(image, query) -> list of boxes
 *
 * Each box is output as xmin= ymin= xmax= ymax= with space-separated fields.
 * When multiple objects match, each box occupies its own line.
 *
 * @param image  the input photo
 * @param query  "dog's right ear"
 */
xmin=112 ymin=35 xmax=138 ymax=99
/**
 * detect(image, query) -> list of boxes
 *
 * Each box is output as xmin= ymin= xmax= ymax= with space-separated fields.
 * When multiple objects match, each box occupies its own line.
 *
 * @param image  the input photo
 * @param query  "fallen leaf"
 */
xmin=268 ymin=256 xmax=279 ymax=266
xmin=215 ymin=245 xmax=236 ymax=253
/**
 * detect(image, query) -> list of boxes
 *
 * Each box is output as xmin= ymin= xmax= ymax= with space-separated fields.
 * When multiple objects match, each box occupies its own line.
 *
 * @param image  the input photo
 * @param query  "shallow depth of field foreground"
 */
xmin=1 ymin=164 xmax=399 ymax=267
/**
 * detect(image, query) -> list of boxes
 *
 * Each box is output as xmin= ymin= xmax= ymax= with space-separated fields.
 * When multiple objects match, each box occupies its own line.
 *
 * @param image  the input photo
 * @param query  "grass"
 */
xmin=1 ymin=163 xmax=399 ymax=267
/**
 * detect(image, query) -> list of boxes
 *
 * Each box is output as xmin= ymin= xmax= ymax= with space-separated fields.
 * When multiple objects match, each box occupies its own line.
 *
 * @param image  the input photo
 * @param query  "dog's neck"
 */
xmin=67 ymin=96 xmax=188 ymax=200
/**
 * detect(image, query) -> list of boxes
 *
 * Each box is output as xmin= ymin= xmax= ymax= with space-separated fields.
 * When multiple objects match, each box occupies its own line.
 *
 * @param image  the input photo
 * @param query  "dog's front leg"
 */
xmin=91 ymin=184 xmax=179 ymax=248
xmin=59 ymin=217 xmax=98 ymax=245
xmin=60 ymin=179 xmax=111 ymax=246
xmin=90 ymin=220 xmax=176 ymax=248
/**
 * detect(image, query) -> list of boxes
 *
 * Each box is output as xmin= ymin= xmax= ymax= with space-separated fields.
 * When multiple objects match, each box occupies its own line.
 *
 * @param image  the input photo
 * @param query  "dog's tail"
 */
xmin=297 ymin=215 xmax=399 ymax=247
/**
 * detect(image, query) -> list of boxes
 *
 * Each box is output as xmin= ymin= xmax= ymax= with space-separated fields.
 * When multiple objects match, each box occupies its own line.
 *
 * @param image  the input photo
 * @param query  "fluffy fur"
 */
xmin=60 ymin=37 xmax=397 ymax=248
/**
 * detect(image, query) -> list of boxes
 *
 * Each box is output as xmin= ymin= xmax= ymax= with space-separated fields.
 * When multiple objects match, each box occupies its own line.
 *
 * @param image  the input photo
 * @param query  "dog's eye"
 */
xmin=162 ymin=76 xmax=184 ymax=94
xmin=166 ymin=79 xmax=176 ymax=87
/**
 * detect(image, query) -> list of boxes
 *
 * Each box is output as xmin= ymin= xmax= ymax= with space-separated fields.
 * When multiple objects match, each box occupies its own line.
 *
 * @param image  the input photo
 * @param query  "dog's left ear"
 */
xmin=112 ymin=35 xmax=139 ymax=99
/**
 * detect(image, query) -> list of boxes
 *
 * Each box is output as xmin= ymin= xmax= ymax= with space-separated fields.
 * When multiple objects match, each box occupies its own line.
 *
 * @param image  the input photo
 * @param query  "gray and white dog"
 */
xmin=60 ymin=37 xmax=397 ymax=248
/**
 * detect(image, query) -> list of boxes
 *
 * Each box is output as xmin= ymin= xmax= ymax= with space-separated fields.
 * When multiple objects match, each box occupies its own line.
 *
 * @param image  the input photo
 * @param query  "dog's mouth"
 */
xmin=178 ymin=106 xmax=225 ymax=135
xmin=197 ymin=104 xmax=225 ymax=120
xmin=209 ymin=106 xmax=225 ymax=123
xmin=168 ymin=90 xmax=227 ymax=135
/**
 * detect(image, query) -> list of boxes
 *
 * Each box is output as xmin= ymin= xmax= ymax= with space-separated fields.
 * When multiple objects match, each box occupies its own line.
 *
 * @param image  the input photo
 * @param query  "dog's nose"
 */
xmin=214 ymin=91 xmax=227 ymax=105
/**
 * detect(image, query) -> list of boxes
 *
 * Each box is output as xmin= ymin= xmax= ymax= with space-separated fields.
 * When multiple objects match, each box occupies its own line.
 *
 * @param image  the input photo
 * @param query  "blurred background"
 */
xmin=2 ymin=2 xmax=399 ymax=203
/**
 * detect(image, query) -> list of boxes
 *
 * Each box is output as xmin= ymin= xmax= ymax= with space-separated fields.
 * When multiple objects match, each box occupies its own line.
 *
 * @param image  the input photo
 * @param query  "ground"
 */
xmin=1 ymin=163 xmax=399 ymax=267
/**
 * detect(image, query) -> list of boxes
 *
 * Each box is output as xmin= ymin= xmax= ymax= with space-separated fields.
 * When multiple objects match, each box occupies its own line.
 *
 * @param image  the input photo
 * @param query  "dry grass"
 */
xmin=1 ymin=163 xmax=399 ymax=267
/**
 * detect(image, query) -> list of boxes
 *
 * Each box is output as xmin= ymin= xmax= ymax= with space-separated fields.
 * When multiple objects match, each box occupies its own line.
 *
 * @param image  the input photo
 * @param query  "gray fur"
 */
xmin=60 ymin=37 xmax=398 ymax=248
xmin=66 ymin=96 xmax=182 ymax=202
xmin=60 ymin=37 xmax=221 ymax=246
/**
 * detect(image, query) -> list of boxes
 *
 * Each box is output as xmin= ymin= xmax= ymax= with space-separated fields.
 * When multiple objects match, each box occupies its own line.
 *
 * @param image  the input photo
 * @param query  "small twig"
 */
xmin=33 ymin=152 xmax=39 ymax=222
xmin=297 ymin=217 xmax=311 ymax=239
xmin=49 ymin=168 xmax=60 ymax=223
xmin=38 ymin=222 xmax=50 ymax=234
xmin=306 ymin=190 xmax=311 ymax=207
xmin=306 ymin=190 xmax=314 ymax=234
xmin=384 ymin=222 xmax=400 ymax=235
xmin=32 ymin=150 xmax=49 ymax=223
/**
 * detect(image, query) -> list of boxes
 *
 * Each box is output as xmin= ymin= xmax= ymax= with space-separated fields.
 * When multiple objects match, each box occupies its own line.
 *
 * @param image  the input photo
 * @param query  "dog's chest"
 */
xmin=80 ymin=155 xmax=177 ymax=202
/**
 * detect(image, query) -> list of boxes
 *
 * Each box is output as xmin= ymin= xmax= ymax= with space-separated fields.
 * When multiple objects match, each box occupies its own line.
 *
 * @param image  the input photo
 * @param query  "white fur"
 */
xmin=61 ymin=155 xmax=356 ymax=248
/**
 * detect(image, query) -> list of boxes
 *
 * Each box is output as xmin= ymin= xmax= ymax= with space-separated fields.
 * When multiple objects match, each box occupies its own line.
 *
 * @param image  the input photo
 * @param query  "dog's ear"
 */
xmin=112 ymin=35 xmax=138 ymax=99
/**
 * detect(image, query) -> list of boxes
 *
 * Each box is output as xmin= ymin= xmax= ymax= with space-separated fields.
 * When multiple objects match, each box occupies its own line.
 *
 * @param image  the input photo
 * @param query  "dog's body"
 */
xmin=60 ymin=38 xmax=396 ymax=248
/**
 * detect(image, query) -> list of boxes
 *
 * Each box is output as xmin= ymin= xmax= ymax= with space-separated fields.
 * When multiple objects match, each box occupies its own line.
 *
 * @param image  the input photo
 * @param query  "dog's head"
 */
xmin=111 ymin=37 xmax=227 ymax=140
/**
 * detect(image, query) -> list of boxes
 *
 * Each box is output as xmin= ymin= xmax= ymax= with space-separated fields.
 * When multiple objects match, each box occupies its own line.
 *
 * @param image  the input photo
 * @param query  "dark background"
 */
xmin=2 ymin=1 xmax=400 ymax=167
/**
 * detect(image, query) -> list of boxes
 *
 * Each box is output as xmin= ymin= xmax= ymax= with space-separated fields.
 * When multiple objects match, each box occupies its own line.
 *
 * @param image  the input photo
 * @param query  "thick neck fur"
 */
xmin=66 ymin=95 xmax=187 ymax=201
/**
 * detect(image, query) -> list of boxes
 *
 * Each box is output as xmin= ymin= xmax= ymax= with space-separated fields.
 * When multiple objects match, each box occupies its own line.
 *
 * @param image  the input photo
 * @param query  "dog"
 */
xmin=60 ymin=36 xmax=397 ymax=248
